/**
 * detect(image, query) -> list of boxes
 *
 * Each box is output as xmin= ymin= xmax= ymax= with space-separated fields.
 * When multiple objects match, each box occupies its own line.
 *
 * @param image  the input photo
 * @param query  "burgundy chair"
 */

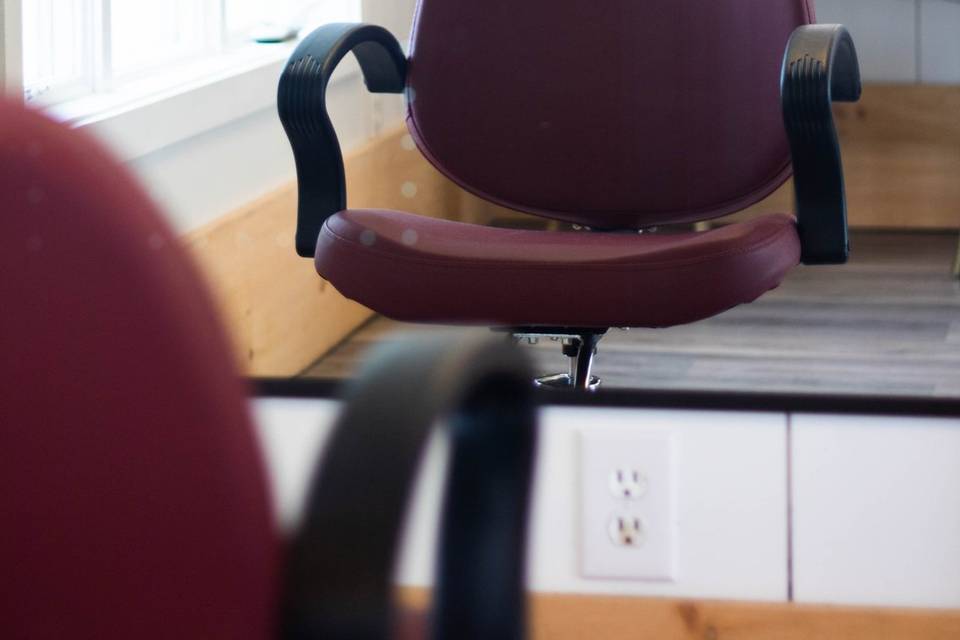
xmin=278 ymin=0 xmax=861 ymax=389
xmin=0 ymin=99 xmax=534 ymax=639
xmin=0 ymin=97 xmax=279 ymax=639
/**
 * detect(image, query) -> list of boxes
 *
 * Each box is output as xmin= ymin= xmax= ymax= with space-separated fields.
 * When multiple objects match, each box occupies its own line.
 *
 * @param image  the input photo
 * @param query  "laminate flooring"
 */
xmin=302 ymin=231 xmax=960 ymax=398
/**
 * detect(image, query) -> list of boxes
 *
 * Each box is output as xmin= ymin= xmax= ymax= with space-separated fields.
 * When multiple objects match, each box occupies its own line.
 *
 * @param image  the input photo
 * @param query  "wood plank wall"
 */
xmin=186 ymin=84 xmax=959 ymax=376
xmin=838 ymin=84 xmax=960 ymax=229
xmin=721 ymin=84 xmax=960 ymax=228
xmin=185 ymin=126 xmax=454 ymax=376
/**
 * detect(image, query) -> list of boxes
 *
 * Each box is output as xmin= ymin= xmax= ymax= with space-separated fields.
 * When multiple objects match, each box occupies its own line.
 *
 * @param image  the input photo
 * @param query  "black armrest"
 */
xmin=781 ymin=24 xmax=861 ymax=265
xmin=278 ymin=24 xmax=407 ymax=258
xmin=280 ymin=333 xmax=536 ymax=640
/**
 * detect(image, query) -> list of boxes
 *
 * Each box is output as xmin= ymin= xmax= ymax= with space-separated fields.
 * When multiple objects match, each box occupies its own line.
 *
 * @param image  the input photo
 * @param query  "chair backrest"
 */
xmin=0 ymin=100 xmax=278 ymax=638
xmin=406 ymin=0 xmax=814 ymax=229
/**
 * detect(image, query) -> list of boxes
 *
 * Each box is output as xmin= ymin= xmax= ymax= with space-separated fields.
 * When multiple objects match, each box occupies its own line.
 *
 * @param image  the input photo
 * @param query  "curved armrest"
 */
xmin=781 ymin=24 xmax=861 ymax=264
xmin=278 ymin=24 xmax=407 ymax=257
xmin=281 ymin=333 xmax=537 ymax=640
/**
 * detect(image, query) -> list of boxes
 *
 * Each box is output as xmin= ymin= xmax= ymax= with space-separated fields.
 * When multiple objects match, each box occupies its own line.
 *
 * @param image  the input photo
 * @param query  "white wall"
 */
xmin=253 ymin=400 xmax=792 ymax=602
xmin=128 ymin=0 xmax=416 ymax=233
xmin=792 ymin=414 xmax=960 ymax=608
xmin=1 ymin=0 xmax=23 ymax=95
xmin=817 ymin=0 xmax=960 ymax=83
xmin=1 ymin=2 xmax=5 ymax=92
xmin=0 ymin=0 xmax=414 ymax=233
xmin=0 ymin=0 xmax=416 ymax=230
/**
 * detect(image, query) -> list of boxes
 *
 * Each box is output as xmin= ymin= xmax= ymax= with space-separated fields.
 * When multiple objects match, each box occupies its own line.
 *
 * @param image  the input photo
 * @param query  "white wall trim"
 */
xmin=2 ymin=0 xmax=23 ymax=96
xmin=59 ymin=47 xmax=360 ymax=163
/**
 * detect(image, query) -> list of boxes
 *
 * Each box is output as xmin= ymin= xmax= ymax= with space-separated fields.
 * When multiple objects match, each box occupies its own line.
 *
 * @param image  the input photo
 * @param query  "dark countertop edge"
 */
xmin=250 ymin=377 xmax=960 ymax=418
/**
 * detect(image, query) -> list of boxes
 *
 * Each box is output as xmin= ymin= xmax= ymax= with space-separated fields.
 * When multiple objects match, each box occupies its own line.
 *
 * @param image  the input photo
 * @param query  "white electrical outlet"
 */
xmin=579 ymin=429 xmax=677 ymax=581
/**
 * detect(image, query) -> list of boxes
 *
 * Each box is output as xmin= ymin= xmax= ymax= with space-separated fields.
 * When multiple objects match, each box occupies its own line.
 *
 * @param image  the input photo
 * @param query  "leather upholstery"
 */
xmin=407 ymin=0 xmax=814 ymax=228
xmin=0 ymin=100 xmax=278 ymax=638
xmin=316 ymin=210 xmax=801 ymax=328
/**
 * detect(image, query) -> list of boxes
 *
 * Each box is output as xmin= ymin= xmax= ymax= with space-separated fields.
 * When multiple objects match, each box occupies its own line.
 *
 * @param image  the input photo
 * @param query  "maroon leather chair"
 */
xmin=0 ymin=99 xmax=532 ymax=639
xmin=279 ymin=0 xmax=861 ymax=389
xmin=0 ymin=97 xmax=280 ymax=638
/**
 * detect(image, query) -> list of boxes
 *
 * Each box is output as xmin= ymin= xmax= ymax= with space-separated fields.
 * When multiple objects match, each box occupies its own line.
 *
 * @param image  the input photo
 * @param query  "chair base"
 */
xmin=506 ymin=328 xmax=606 ymax=391
xmin=534 ymin=372 xmax=601 ymax=391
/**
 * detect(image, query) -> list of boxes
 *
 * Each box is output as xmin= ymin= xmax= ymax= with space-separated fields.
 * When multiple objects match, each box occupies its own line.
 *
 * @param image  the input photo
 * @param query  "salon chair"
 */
xmin=0 ymin=99 xmax=535 ymax=639
xmin=278 ymin=0 xmax=862 ymax=389
xmin=0 ymin=98 xmax=277 ymax=639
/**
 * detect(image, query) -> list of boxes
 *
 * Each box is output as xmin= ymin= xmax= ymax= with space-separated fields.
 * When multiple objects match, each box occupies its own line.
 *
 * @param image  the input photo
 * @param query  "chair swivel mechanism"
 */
xmin=278 ymin=0 xmax=862 ymax=390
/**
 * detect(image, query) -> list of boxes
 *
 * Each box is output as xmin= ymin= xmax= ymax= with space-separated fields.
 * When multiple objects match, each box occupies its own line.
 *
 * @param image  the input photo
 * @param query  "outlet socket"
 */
xmin=608 ymin=515 xmax=646 ymax=547
xmin=609 ymin=468 xmax=648 ymax=499
xmin=579 ymin=429 xmax=677 ymax=581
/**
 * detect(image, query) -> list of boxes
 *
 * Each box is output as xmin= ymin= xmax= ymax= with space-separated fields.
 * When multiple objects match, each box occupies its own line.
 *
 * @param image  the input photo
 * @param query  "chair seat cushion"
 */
xmin=316 ymin=210 xmax=800 ymax=328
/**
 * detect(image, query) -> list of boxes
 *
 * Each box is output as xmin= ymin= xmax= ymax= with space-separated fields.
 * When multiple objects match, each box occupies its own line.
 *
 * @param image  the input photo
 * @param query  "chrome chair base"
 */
xmin=534 ymin=372 xmax=601 ymax=391
xmin=506 ymin=328 xmax=605 ymax=391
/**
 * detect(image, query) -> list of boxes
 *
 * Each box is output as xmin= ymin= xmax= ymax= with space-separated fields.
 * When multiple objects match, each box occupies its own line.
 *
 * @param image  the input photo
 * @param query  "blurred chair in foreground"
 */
xmin=0 ymin=99 xmax=536 ymax=640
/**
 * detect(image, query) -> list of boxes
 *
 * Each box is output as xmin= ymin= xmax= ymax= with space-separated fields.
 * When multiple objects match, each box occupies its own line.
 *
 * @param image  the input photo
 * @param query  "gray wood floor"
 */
xmin=303 ymin=231 xmax=960 ymax=398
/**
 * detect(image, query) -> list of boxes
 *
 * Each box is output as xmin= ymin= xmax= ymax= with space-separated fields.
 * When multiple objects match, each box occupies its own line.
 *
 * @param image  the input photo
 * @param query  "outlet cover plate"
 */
xmin=579 ymin=429 xmax=677 ymax=581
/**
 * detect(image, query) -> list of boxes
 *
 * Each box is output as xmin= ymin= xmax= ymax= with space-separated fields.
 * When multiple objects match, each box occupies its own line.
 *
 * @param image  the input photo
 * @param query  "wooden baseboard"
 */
xmin=530 ymin=594 xmax=960 ymax=640
xmin=397 ymin=589 xmax=960 ymax=639
xmin=185 ymin=125 xmax=453 ymax=376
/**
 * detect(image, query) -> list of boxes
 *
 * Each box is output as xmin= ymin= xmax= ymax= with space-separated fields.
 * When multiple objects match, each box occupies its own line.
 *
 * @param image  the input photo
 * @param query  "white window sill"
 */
xmin=46 ymin=40 xmax=363 ymax=163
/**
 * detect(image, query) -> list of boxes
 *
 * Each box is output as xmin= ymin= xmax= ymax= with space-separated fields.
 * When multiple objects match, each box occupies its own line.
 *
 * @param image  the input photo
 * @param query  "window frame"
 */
xmin=18 ymin=0 xmax=364 ymax=113
xmin=22 ymin=0 xmax=227 ymax=106
xmin=6 ymin=0 xmax=370 ymax=161
xmin=20 ymin=0 xmax=93 ymax=104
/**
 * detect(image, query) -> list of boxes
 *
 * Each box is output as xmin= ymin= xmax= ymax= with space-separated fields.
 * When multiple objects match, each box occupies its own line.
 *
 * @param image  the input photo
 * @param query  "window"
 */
xmin=224 ymin=0 xmax=361 ymax=42
xmin=22 ymin=0 xmax=362 ymax=106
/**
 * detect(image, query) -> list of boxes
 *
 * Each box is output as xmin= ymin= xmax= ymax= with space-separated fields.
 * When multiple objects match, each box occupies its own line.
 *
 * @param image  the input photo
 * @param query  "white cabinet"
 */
xmin=253 ymin=400 xmax=792 ymax=601
xmin=792 ymin=414 xmax=960 ymax=608
xmin=816 ymin=0 xmax=918 ymax=82
xmin=253 ymin=398 xmax=960 ymax=607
